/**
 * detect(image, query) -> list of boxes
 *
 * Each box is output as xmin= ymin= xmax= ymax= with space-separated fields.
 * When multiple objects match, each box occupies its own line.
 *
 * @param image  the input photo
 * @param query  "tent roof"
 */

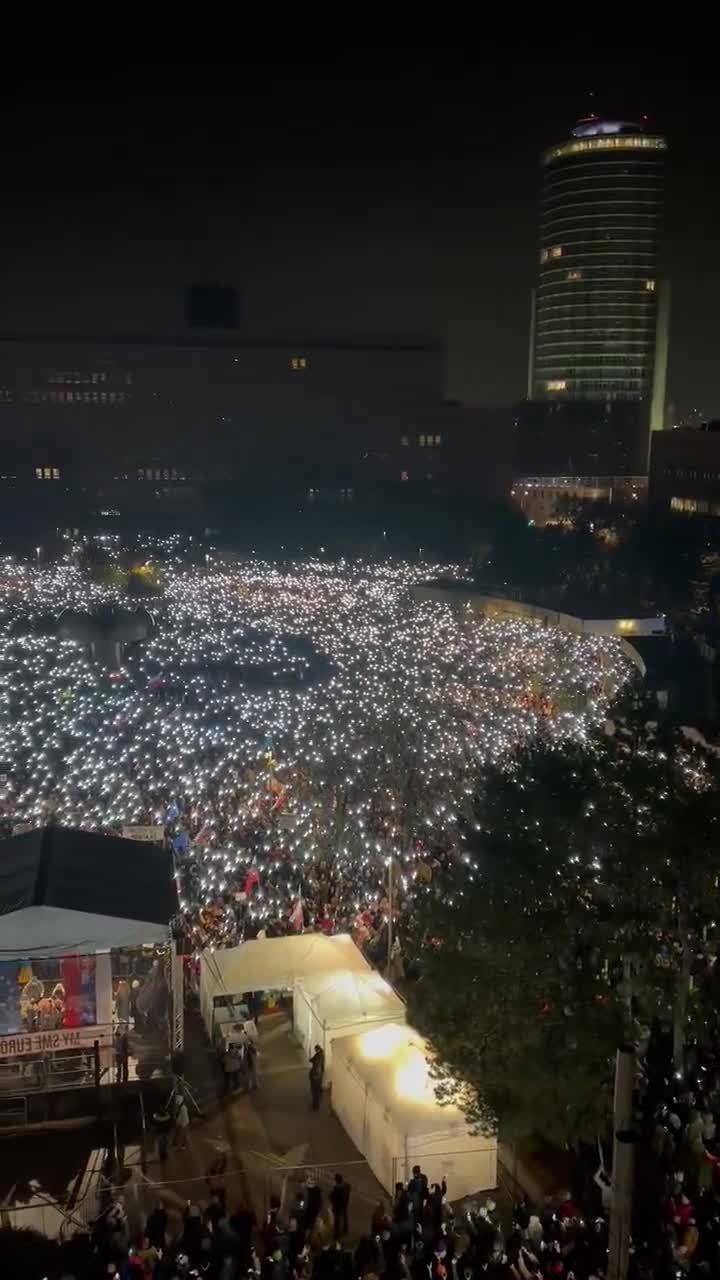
xmin=201 ymin=933 xmax=370 ymax=995
xmin=332 ymin=1022 xmax=495 ymax=1143
xmin=0 ymin=828 xmax=177 ymax=953
xmin=297 ymin=969 xmax=405 ymax=1027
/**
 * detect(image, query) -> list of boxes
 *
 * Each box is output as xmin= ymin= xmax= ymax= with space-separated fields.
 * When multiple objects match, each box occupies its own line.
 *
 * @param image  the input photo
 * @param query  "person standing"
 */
xmin=145 ymin=1202 xmax=168 ymax=1251
xmin=114 ymin=1027 xmax=129 ymax=1084
xmin=309 ymin=1044 xmax=325 ymax=1111
xmin=246 ymin=1037 xmax=258 ymax=1091
xmin=224 ymin=1043 xmax=242 ymax=1093
xmin=330 ymin=1173 xmax=351 ymax=1238
xmin=407 ymin=1165 xmax=429 ymax=1216
xmin=153 ymin=1107 xmax=172 ymax=1162
xmin=305 ymin=1178 xmax=323 ymax=1231
xmin=174 ymin=1093 xmax=190 ymax=1149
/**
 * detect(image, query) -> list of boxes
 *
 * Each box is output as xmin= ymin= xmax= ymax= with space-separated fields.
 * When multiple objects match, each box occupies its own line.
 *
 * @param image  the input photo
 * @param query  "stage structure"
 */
xmin=0 ymin=827 xmax=180 ymax=1116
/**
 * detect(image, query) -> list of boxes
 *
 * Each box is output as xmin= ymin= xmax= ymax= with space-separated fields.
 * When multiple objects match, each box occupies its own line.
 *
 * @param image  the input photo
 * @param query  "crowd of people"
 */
xmin=25 ymin=1144 xmax=720 ymax=1280
xmin=0 ymin=558 xmax=633 ymax=941
xmin=5 ymin=1160 xmax=614 ymax=1280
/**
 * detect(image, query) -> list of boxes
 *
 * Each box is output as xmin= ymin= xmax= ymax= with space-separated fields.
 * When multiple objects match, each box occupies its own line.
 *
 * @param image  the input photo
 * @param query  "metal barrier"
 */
xmin=0 ymin=1095 xmax=27 ymax=1127
xmin=257 ymin=1157 xmax=376 ymax=1219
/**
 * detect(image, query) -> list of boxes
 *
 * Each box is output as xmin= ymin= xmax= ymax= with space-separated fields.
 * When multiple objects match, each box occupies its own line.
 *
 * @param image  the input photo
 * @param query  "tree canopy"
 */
xmin=407 ymin=702 xmax=720 ymax=1144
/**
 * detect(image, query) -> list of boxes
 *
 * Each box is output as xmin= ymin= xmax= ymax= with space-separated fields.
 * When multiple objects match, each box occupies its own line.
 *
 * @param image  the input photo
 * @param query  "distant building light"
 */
xmin=400 ymin=435 xmax=409 ymax=447
xmin=291 ymin=357 xmax=307 ymax=370
xmin=566 ymin=269 xmax=583 ymax=281
xmin=645 ymin=278 xmax=655 ymax=291
xmin=549 ymin=245 xmax=563 ymax=259
xmin=400 ymin=470 xmax=409 ymax=482
xmin=544 ymin=135 xmax=667 ymax=164
xmin=546 ymin=380 xmax=567 ymax=392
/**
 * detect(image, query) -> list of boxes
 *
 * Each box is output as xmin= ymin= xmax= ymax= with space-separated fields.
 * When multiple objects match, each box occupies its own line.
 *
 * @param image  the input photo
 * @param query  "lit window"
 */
xmin=34 ymin=467 xmax=42 ymax=480
xmin=435 ymin=434 xmax=442 ymax=445
xmin=43 ymin=467 xmax=52 ymax=479
xmin=544 ymin=135 xmax=667 ymax=163
xmin=400 ymin=470 xmax=409 ymax=482
xmin=566 ymin=270 xmax=582 ymax=281
xmin=52 ymin=467 xmax=60 ymax=480
xmin=540 ymin=248 xmax=549 ymax=264
xmin=645 ymin=279 xmax=655 ymax=291
xmin=419 ymin=435 xmax=426 ymax=446
xmin=549 ymin=245 xmax=563 ymax=259
xmin=546 ymin=380 xmax=567 ymax=392
xmin=291 ymin=357 xmax=307 ymax=370
xmin=400 ymin=435 xmax=409 ymax=447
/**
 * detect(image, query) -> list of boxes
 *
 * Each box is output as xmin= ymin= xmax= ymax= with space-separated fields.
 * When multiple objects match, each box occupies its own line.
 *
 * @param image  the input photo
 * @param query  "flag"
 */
xmin=289 ymin=895 xmax=303 ymax=932
xmin=243 ymin=865 xmax=261 ymax=896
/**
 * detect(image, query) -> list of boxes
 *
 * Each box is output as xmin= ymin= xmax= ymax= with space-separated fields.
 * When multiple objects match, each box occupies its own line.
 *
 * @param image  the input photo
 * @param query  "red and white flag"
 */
xmin=243 ymin=865 xmax=261 ymax=896
xmin=289 ymin=895 xmax=304 ymax=932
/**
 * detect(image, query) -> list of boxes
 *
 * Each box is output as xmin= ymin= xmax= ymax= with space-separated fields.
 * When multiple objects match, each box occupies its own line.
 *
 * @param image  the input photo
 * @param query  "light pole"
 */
xmin=607 ymin=1044 xmax=637 ymax=1280
xmin=386 ymin=855 xmax=393 ymax=975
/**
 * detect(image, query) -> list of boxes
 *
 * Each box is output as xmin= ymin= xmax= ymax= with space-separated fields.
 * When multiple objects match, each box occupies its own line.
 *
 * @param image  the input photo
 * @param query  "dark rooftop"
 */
xmin=0 ymin=827 xmax=177 ymax=925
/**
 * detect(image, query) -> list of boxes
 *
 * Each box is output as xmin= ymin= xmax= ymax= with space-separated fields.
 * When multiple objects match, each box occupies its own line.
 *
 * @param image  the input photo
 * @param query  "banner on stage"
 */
xmin=0 ymin=1024 xmax=113 ymax=1058
xmin=122 ymin=824 xmax=164 ymax=844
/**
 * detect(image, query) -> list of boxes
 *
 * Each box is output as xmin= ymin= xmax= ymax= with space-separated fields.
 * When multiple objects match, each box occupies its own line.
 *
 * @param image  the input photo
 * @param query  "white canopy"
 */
xmin=331 ymin=1023 xmax=497 ymax=1199
xmin=199 ymin=933 xmax=371 ymax=1034
xmin=0 ymin=905 xmax=170 ymax=957
xmin=293 ymin=969 xmax=405 ymax=1068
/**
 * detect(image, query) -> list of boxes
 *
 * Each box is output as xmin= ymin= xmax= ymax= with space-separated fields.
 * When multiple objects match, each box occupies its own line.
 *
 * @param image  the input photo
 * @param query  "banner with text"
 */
xmin=0 ymin=1024 xmax=113 ymax=1058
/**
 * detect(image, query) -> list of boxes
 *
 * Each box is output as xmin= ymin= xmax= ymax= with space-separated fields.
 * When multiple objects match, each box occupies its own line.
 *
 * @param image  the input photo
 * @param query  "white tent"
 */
xmin=293 ymin=970 xmax=405 ymax=1068
xmin=331 ymin=1023 xmax=497 ymax=1199
xmin=199 ymin=933 xmax=371 ymax=1037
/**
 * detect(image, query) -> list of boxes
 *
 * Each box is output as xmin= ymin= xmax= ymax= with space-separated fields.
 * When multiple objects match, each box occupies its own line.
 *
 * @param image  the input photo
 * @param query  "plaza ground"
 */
xmin=0 ymin=1000 xmax=568 ymax=1240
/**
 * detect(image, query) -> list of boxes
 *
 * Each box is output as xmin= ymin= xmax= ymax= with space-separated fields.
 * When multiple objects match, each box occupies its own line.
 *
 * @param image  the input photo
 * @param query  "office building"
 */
xmin=516 ymin=115 xmax=669 ymax=517
xmin=529 ymin=115 xmax=668 ymax=430
xmin=0 ymin=333 xmax=511 ymax=527
xmin=650 ymin=424 xmax=720 ymax=518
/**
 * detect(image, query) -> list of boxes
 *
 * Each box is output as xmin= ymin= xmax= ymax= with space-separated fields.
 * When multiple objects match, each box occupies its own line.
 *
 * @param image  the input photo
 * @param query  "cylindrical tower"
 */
xmin=530 ymin=117 xmax=667 ymax=410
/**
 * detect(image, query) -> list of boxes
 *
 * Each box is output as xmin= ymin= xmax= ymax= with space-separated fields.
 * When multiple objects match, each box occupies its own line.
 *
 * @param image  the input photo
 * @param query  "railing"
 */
xmin=0 ymin=1049 xmax=97 ymax=1096
xmin=0 ymin=1021 xmax=174 ymax=1096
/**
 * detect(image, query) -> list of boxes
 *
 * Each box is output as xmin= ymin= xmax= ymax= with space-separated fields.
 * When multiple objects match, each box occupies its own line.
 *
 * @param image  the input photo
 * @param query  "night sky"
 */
xmin=0 ymin=52 xmax=716 ymax=413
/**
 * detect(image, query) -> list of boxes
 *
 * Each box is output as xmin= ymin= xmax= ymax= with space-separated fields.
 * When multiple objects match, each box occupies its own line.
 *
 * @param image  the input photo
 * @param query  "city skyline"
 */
xmin=0 ymin=51 xmax=717 ymax=413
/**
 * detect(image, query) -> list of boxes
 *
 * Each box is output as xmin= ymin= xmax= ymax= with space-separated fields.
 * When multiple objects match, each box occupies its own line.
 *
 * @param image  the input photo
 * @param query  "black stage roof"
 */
xmin=0 ymin=827 xmax=177 ymax=926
